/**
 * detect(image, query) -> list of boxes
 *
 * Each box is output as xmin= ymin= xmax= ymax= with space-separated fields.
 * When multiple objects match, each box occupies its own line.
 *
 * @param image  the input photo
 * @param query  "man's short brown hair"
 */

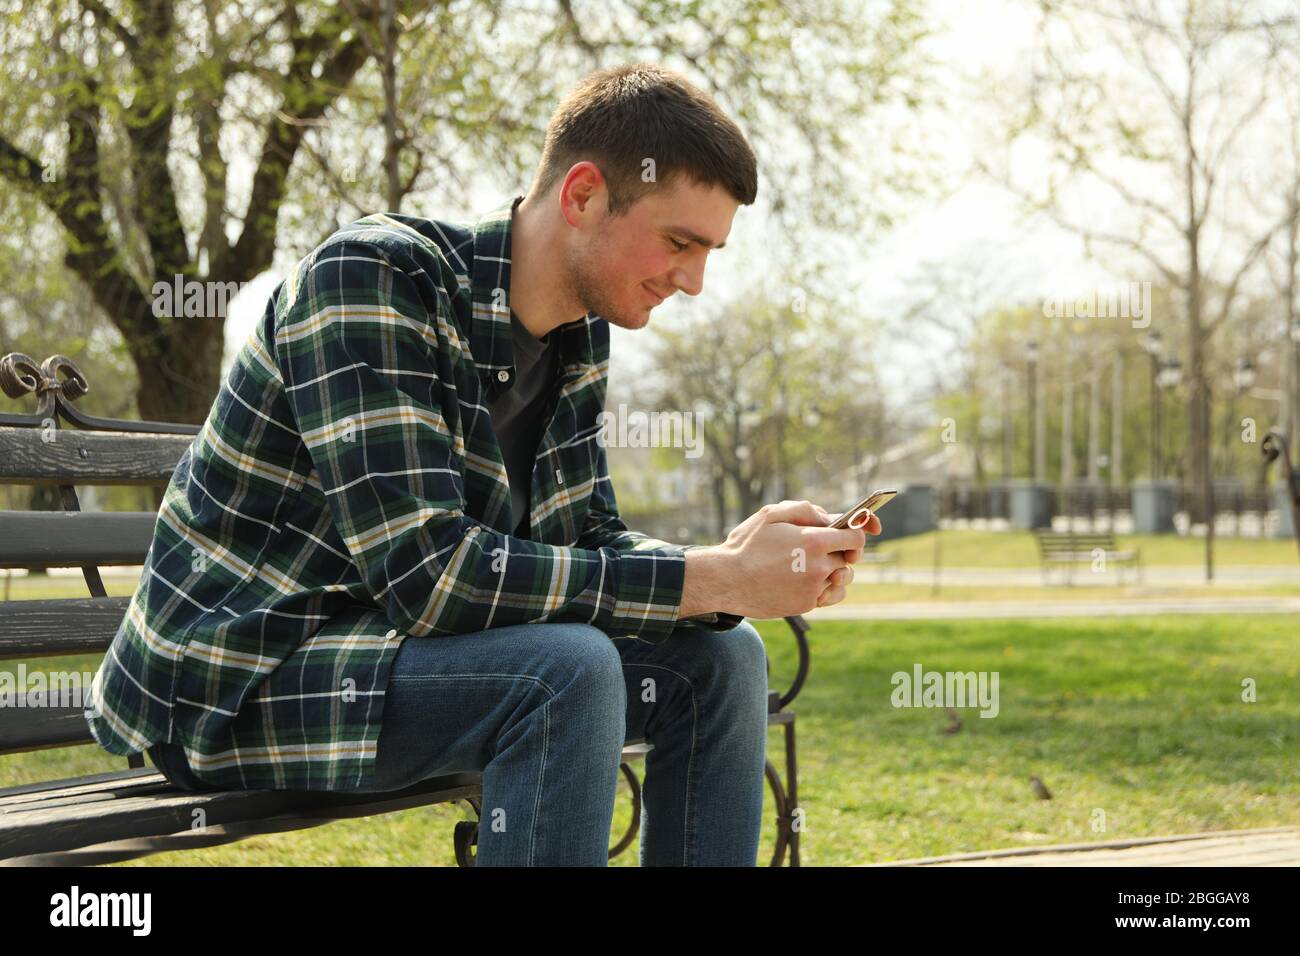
xmin=531 ymin=63 xmax=758 ymax=216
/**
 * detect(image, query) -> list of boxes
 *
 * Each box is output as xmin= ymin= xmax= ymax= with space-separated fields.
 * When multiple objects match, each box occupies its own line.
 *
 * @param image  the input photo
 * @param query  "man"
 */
xmin=86 ymin=62 xmax=877 ymax=866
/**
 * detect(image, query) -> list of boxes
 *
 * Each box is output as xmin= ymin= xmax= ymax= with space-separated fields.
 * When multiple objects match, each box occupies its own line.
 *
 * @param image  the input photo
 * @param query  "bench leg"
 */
xmin=782 ymin=718 xmax=801 ymax=867
xmin=758 ymin=718 xmax=801 ymax=867
xmin=453 ymin=796 xmax=482 ymax=867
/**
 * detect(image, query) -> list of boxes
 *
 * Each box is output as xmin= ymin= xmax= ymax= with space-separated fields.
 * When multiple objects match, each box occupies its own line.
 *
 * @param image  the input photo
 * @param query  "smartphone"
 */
xmin=828 ymin=488 xmax=898 ymax=529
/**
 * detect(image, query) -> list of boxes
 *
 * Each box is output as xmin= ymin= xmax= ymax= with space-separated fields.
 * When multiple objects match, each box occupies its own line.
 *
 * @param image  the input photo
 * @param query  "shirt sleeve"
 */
xmin=575 ymin=437 xmax=747 ymax=632
xmin=275 ymin=240 xmax=692 ymax=642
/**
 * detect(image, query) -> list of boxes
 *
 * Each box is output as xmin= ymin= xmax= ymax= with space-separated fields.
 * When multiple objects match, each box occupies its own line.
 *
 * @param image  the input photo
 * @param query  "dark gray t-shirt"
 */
xmin=488 ymin=312 xmax=560 ymax=538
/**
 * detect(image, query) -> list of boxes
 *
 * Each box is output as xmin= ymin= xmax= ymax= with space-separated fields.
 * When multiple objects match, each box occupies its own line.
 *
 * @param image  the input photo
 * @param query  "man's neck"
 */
xmin=509 ymin=193 xmax=586 ymax=340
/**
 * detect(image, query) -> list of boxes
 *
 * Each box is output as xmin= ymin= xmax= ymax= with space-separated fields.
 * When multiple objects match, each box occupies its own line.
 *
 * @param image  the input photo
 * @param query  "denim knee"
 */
xmin=537 ymin=622 xmax=626 ymax=709
xmin=697 ymin=619 xmax=769 ymax=689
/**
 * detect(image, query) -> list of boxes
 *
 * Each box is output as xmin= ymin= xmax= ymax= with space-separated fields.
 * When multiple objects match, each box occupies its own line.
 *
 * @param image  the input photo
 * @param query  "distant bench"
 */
xmin=1034 ymin=530 xmax=1142 ymax=585
xmin=0 ymin=352 xmax=810 ymax=866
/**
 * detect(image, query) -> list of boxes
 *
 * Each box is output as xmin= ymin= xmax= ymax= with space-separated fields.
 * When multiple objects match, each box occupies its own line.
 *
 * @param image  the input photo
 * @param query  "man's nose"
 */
xmin=669 ymin=259 xmax=706 ymax=297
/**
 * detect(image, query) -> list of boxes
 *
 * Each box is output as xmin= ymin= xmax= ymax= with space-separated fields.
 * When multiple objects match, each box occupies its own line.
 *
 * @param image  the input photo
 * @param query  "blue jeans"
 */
xmin=148 ymin=618 xmax=770 ymax=866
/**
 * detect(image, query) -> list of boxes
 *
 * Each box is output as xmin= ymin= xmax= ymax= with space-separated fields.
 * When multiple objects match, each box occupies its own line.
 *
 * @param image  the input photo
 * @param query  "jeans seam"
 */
xmin=526 ymin=691 xmax=552 ymax=866
xmin=386 ymin=673 xmax=559 ymax=698
xmin=380 ymin=673 xmax=558 ymax=863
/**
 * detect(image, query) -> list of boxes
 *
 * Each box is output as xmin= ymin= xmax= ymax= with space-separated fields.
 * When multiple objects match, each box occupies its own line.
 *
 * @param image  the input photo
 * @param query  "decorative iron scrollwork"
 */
xmin=0 ymin=352 xmax=197 ymax=434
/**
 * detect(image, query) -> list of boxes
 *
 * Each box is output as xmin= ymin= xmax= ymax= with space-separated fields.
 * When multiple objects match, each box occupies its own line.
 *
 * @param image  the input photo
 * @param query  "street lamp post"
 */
xmin=1143 ymin=330 xmax=1163 ymax=479
xmin=1026 ymin=340 xmax=1039 ymax=480
xmin=1001 ymin=370 xmax=1013 ymax=482
xmin=1156 ymin=356 xmax=1183 ymax=483
xmin=1233 ymin=357 xmax=1257 ymax=393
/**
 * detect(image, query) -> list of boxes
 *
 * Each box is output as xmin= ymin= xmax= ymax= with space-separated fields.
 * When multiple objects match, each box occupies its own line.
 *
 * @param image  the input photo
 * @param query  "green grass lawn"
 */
xmin=3 ymin=614 xmax=1295 ymax=866
xmin=0 ymin=575 xmax=143 ymax=601
xmin=778 ymin=614 xmax=1298 ymax=864
xmin=879 ymin=530 xmax=1298 ymax=568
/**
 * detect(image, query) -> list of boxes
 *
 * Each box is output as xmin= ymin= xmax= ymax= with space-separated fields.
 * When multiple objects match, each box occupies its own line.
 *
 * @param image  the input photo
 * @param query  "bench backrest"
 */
xmin=1034 ymin=530 xmax=1120 ymax=553
xmin=0 ymin=353 xmax=197 ymax=764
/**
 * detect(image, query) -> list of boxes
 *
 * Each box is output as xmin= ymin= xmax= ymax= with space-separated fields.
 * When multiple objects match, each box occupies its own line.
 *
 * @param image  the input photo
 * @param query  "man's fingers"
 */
xmin=805 ymin=526 xmax=868 ymax=554
xmin=761 ymin=499 xmax=830 ymax=527
xmin=845 ymin=508 xmax=883 ymax=535
xmin=817 ymin=583 xmax=848 ymax=607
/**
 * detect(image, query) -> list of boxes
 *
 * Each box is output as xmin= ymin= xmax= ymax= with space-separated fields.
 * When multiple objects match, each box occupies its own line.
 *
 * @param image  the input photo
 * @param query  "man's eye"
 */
xmin=668 ymin=238 xmax=688 ymax=251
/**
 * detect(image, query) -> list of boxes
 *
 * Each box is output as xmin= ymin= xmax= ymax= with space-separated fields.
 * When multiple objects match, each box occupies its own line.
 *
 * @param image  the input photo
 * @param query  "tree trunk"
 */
xmin=127 ymin=316 xmax=227 ymax=425
xmin=712 ymin=467 xmax=728 ymax=539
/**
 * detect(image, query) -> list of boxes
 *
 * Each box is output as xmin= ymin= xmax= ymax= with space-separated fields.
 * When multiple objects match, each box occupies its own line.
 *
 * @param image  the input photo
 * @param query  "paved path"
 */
xmin=810 ymin=595 xmax=1300 ymax=619
xmin=867 ymin=566 xmax=1300 ymax=586
xmin=866 ymin=827 xmax=1300 ymax=866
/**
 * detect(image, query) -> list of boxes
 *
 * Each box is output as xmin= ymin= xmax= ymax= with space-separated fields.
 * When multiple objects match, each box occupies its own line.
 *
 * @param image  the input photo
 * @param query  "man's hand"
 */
xmin=770 ymin=500 xmax=882 ymax=606
xmin=680 ymin=500 xmax=880 ymax=619
xmin=811 ymin=503 xmax=882 ymax=606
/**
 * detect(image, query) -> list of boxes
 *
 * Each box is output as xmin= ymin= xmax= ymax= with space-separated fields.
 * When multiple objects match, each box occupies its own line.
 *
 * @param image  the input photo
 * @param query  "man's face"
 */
xmin=565 ymin=176 xmax=739 ymax=330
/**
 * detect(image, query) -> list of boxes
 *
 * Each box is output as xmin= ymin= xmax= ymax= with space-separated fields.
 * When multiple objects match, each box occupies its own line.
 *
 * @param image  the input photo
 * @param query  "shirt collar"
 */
xmin=469 ymin=194 xmax=596 ymax=397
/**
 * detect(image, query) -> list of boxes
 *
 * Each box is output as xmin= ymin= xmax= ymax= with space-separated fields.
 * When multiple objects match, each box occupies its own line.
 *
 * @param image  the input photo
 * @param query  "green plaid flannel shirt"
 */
xmin=85 ymin=195 xmax=743 ymax=791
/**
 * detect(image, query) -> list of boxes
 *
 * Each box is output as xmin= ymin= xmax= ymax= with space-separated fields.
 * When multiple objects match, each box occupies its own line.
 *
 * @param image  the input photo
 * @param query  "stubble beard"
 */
xmin=566 ymin=228 xmax=644 ymax=330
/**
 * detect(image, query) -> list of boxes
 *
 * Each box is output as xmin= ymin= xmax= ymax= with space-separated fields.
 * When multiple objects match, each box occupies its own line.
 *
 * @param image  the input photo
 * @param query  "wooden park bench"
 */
xmin=1034 ymin=529 xmax=1142 ymax=586
xmin=0 ymin=352 xmax=810 ymax=866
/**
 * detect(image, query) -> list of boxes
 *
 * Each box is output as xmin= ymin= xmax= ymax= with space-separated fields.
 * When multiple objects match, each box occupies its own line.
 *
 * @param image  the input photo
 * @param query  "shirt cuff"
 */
xmin=679 ymin=611 xmax=747 ymax=630
xmin=598 ymin=546 xmax=689 ymax=642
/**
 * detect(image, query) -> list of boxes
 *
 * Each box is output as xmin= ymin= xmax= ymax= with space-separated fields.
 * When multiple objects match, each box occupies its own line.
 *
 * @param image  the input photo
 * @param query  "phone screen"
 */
xmin=829 ymin=489 xmax=898 ymax=529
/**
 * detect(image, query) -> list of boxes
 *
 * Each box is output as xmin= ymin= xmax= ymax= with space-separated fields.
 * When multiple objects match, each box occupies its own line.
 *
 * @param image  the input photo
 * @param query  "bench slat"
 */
xmin=0 ymin=512 xmax=155 ymax=567
xmin=0 ymin=768 xmax=159 ymax=806
xmin=0 ymin=427 xmax=190 ymax=486
xmin=0 ymin=769 xmax=484 ymax=861
xmin=0 ymin=702 xmax=94 ymax=754
xmin=0 ymin=597 xmax=129 ymax=660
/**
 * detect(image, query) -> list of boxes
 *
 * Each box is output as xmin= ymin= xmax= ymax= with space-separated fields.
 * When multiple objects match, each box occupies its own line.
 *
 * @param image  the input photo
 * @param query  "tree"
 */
xmin=982 ymin=0 xmax=1299 ymax=578
xmin=0 ymin=0 xmax=932 ymax=424
xmin=895 ymin=245 xmax=1040 ymax=484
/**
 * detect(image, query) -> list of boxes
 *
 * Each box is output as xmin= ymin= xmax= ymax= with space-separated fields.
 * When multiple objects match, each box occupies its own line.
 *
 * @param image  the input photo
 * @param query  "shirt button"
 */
xmin=555 ymin=468 xmax=564 ymax=485
xmin=497 ymin=369 xmax=510 ymax=383
xmin=384 ymin=629 xmax=398 ymax=641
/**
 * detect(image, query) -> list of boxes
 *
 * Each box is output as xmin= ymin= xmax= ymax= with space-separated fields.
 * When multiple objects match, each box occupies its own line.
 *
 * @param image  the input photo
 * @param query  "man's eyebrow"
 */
xmin=667 ymin=227 xmax=726 ymax=250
